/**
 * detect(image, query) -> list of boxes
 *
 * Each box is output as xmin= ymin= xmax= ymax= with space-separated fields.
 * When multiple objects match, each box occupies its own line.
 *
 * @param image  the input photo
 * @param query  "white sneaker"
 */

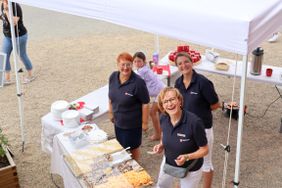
xmin=268 ymin=33 xmax=279 ymax=43
xmin=23 ymin=76 xmax=36 ymax=84
xmin=3 ymin=79 xmax=14 ymax=86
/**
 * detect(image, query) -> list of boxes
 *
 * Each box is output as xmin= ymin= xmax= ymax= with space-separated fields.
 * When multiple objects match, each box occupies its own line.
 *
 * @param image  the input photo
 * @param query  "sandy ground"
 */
xmin=1 ymin=5 xmax=282 ymax=188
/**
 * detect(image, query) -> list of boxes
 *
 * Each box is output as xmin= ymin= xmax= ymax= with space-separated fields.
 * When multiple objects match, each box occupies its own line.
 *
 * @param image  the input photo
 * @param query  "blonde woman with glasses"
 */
xmin=153 ymin=87 xmax=208 ymax=188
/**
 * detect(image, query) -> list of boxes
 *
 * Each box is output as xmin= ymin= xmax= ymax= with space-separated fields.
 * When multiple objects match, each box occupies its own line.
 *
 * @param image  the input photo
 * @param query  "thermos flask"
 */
xmin=250 ymin=47 xmax=264 ymax=75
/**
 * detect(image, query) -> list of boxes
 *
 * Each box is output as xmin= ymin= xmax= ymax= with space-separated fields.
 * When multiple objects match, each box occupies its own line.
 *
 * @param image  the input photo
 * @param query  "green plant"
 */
xmin=0 ymin=128 xmax=9 ymax=157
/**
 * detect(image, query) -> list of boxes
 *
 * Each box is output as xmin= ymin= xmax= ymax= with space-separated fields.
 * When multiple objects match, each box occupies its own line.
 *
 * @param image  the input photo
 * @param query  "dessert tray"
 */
xmin=63 ymin=136 xmax=153 ymax=187
xmin=64 ymin=139 xmax=124 ymax=177
xmin=79 ymin=159 xmax=153 ymax=188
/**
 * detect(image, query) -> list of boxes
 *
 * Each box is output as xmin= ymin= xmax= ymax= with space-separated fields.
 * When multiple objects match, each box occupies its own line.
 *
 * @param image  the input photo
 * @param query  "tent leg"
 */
xmin=154 ymin=34 xmax=160 ymax=54
xmin=8 ymin=1 xmax=25 ymax=152
xmin=279 ymin=118 xmax=282 ymax=133
xmin=22 ymin=141 xmax=25 ymax=152
xmin=233 ymin=55 xmax=248 ymax=187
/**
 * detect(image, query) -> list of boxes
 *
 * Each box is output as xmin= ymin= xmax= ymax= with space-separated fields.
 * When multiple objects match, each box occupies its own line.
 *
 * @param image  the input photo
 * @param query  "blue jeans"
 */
xmin=2 ymin=33 xmax=33 ymax=71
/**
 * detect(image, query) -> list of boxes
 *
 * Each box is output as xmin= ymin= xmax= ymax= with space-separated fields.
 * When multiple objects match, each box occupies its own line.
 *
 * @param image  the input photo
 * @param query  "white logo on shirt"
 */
xmin=180 ymin=138 xmax=190 ymax=142
xmin=125 ymin=92 xmax=133 ymax=96
xmin=177 ymin=133 xmax=186 ymax=137
xmin=190 ymin=91 xmax=198 ymax=95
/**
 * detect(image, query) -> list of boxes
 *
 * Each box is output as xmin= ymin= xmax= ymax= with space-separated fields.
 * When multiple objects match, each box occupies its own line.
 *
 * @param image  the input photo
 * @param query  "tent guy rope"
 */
xmin=221 ymin=54 xmax=239 ymax=188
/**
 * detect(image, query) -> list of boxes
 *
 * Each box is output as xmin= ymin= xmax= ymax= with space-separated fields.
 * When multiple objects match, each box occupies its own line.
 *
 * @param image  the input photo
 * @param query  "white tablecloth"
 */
xmin=50 ymin=126 xmax=93 ymax=188
xmin=41 ymin=85 xmax=109 ymax=154
xmin=50 ymin=124 xmax=115 ymax=188
xmin=51 ymin=134 xmax=81 ymax=188
xmin=161 ymin=52 xmax=282 ymax=86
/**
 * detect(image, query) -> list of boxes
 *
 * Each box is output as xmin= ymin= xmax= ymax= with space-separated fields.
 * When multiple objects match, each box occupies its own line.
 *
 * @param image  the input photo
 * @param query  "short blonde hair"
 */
xmin=157 ymin=87 xmax=183 ymax=113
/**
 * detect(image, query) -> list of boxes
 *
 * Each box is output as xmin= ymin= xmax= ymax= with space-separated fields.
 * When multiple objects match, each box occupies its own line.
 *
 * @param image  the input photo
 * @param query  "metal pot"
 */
xmin=222 ymin=101 xmax=247 ymax=120
xmin=222 ymin=101 xmax=239 ymax=120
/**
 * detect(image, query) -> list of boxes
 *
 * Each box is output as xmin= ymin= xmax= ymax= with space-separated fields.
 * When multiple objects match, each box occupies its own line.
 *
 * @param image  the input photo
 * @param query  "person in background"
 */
xmin=0 ymin=0 xmax=34 ymax=85
xmin=133 ymin=51 xmax=165 ymax=141
xmin=108 ymin=52 xmax=150 ymax=161
xmin=174 ymin=52 xmax=220 ymax=188
xmin=153 ymin=87 xmax=208 ymax=188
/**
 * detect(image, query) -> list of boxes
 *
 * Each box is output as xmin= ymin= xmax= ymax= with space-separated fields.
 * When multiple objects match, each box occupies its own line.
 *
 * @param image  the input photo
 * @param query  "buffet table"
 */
xmin=50 ymin=124 xmax=111 ymax=188
xmin=161 ymin=52 xmax=282 ymax=86
xmin=51 ymin=124 xmax=153 ymax=188
xmin=41 ymin=85 xmax=109 ymax=154
xmin=51 ymin=132 xmax=82 ymax=188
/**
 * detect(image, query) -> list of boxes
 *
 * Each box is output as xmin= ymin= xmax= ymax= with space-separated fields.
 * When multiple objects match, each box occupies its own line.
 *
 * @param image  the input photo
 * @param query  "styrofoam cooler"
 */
xmin=62 ymin=110 xmax=80 ymax=128
xmin=51 ymin=100 xmax=70 ymax=120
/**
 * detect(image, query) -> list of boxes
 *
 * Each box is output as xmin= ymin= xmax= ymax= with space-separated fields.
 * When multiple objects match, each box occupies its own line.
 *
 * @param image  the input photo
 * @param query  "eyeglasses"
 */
xmin=163 ymin=97 xmax=177 ymax=105
xmin=119 ymin=62 xmax=132 ymax=68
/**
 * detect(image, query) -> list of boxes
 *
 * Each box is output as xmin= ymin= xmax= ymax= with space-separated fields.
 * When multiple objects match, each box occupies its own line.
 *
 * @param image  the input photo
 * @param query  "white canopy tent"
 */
xmin=8 ymin=0 xmax=282 ymax=187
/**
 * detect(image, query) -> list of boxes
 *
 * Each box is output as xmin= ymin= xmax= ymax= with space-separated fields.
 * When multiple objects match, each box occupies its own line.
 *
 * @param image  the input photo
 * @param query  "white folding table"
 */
xmin=161 ymin=52 xmax=282 ymax=86
xmin=41 ymin=85 xmax=109 ymax=154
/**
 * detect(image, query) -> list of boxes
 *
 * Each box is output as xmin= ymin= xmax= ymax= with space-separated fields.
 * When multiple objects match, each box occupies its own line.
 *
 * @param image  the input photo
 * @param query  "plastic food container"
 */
xmin=68 ymin=130 xmax=89 ymax=148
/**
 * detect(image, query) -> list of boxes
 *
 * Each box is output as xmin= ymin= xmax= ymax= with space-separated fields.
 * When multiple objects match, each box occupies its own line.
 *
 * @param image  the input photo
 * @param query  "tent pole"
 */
xmin=233 ymin=55 xmax=248 ymax=187
xmin=154 ymin=34 xmax=160 ymax=53
xmin=8 ymin=0 xmax=25 ymax=152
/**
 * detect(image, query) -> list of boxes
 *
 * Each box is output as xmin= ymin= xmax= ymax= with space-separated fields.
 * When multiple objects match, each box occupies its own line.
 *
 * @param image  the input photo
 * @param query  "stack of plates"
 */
xmin=51 ymin=100 xmax=70 ymax=120
xmin=62 ymin=110 xmax=80 ymax=128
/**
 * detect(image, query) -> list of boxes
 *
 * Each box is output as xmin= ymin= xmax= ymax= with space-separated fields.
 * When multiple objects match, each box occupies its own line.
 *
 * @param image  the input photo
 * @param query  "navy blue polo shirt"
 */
xmin=160 ymin=110 xmax=207 ymax=171
xmin=108 ymin=71 xmax=150 ymax=129
xmin=175 ymin=70 xmax=219 ymax=129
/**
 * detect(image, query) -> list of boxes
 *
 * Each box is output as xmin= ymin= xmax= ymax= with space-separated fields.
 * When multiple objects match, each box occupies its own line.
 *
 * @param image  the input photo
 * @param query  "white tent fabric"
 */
xmin=8 ymin=0 xmax=282 ymax=187
xmin=11 ymin=0 xmax=282 ymax=55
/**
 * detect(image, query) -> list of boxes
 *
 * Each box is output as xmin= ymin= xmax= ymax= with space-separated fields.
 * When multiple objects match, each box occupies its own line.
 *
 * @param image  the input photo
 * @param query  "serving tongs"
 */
xmin=108 ymin=147 xmax=132 ymax=166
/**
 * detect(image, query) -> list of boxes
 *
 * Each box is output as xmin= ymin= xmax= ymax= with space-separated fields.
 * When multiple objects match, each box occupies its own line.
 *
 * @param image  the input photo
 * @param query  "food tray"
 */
xmin=79 ymin=159 xmax=152 ymax=188
xmin=64 ymin=139 xmax=123 ymax=177
xmin=215 ymin=62 xmax=230 ymax=71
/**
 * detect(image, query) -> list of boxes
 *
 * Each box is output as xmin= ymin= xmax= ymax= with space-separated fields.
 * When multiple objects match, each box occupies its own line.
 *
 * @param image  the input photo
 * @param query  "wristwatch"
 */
xmin=185 ymin=154 xmax=190 ymax=161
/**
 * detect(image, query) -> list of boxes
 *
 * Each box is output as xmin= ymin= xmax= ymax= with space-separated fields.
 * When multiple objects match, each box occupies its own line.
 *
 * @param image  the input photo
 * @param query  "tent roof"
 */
xmin=12 ymin=0 xmax=282 ymax=55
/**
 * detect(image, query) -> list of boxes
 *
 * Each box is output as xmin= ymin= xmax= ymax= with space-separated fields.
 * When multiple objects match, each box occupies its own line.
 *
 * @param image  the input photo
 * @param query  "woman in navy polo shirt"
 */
xmin=108 ymin=52 xmax=150 ymax=161
xmin=174 ymin=52 xmax=220 ymax=188
xmin=153 ymin=87 xmax=208 ymax=188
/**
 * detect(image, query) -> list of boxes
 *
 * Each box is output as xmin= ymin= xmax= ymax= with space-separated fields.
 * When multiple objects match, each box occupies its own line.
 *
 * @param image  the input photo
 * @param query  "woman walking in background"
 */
xmin=1 ymin=0 xmax=34 ymax=85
